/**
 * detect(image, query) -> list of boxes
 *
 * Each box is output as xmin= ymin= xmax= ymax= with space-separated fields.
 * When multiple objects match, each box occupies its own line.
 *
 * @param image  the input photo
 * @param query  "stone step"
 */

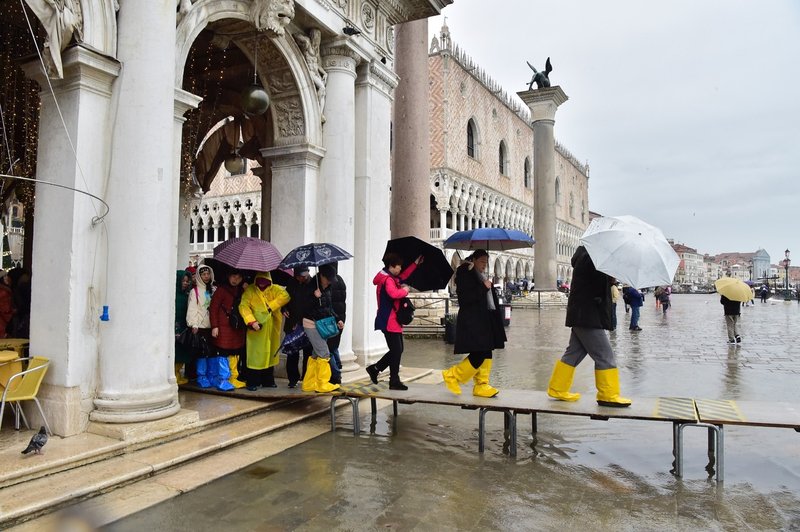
xmin=0 ymin=391 xmax=296 ymax=491
xmin=0 ymin=395 xmax=337 ymax=528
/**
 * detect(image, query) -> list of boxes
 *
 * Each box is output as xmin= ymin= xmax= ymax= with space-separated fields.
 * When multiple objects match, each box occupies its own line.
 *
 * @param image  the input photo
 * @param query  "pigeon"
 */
xmin=21 ymin=426 xmax=48 ymax=455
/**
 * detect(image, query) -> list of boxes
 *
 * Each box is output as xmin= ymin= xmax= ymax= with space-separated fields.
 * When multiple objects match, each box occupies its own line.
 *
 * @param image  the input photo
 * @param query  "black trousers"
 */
xmin=246 ymin=367 xmax=276 ymax=387
xmin=375 ymin=331 xmax=404 ymax=382
xmin=286 ymin=346 xmax=312 ymax=385
xmin=467 ymin=352 xmax=492 ymax=369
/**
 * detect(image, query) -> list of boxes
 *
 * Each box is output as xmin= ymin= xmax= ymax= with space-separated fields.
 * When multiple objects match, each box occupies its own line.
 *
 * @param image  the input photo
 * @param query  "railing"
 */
xmin=403 ymin=296 xmax=456 ymax=336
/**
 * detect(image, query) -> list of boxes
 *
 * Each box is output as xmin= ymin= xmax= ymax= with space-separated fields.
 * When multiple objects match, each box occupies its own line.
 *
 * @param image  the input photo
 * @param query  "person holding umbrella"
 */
xmin=546 ymin=245 xmax=632 ymax=408
xmin=209 ymin=269 xmax=247 ymax=389
xmin=238 ymin=272 xmax=290 ymax=390
xmin=296 ymin=264 xmax=341 ymax=393
xmin=366 ymin=252 xmax=422 ymax=390
xmin=441 ymin=249 xmax=506 ymax=397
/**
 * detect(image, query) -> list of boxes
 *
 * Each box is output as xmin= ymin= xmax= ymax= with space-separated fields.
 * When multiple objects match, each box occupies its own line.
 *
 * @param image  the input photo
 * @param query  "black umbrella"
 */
xmin=384 ymin=236 xmax=453 ymax=292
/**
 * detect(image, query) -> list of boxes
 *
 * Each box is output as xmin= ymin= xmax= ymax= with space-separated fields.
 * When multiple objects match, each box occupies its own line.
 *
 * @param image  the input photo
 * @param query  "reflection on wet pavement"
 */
xmin=106 ymin=295 xmax=800 ymax=531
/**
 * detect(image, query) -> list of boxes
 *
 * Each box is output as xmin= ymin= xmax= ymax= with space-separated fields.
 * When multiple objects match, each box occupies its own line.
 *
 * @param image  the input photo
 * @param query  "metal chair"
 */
xmin=0 ymin=357 xmax=51 ymax=435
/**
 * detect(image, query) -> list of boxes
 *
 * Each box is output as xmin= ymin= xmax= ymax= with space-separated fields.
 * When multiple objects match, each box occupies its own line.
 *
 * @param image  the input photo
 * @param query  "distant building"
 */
xmin=670 ymin=241 xmax=705 ymax=287
xmin=428 ymin=23 xmax=590 ymax=283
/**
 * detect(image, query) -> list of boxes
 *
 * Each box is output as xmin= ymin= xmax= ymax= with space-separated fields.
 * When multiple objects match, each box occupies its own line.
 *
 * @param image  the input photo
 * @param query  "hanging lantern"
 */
xmin=224 ymin=154 xmax=245 ymax=175
xmin=241 ymin=84 xmax=270 ymax=115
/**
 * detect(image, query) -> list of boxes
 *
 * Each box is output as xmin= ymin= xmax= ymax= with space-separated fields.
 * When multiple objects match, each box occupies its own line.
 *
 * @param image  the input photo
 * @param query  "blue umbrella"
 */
xmin=443 ymin=228 xmax=535 ymax=251
xmin=278 ymin=242 xmax=353 ymax=269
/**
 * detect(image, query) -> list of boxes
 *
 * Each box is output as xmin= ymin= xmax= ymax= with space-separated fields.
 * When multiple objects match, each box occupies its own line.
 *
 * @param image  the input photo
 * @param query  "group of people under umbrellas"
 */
xmin=175 ymin=216 xmax=680 ymax=409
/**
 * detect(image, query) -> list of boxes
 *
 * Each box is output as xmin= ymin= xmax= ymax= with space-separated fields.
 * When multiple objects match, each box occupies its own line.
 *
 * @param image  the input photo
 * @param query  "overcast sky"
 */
xmin=429 ymin=0 xmax=800 ymax=265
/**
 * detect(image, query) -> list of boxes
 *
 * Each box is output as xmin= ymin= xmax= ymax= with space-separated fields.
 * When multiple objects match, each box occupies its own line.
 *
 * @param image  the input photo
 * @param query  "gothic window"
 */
xmin=499 ymin=140 xmax=508 ymax=175
xmin=250 ymin=223 xmax=259 ymax=237
xmin=467 ymin=119 xmax=476 ymax=158
xmin=524 ymin=157 xmax=531 ymax=188
xmin=555 ymin=177 xmax=561 ymax=204
xmin=569 ymin=193 xmax=575 ymax=218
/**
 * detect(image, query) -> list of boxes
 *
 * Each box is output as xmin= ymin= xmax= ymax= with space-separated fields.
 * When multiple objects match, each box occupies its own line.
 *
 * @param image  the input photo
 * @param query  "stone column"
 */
xmin=391 ymin=19 xmax=430 ymax=240
xmin=518 ymin=87 xmax=568 ymax=291
xmin=261 ymin=144 xmax=325 ymax=256
xmin=318 ymin=42 xmax=360 ymax=371
xmin=23 ymin=47 xmax=119 ymax=436
xmin=92 ymin=3 xmax=180 ymax=423
xmin=175 ymin=89 xmax=202 ymax=273
xmin=257 ymin=166 xmax=272 ymax=241
xmin=261 ymin=144 xmax=323 ymax=378
xmin=354 ymin=60 xmax=399 ymax=363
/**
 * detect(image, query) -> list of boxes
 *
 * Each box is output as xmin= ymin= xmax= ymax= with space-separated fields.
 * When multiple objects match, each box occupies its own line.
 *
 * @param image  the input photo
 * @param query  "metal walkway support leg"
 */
xmin=674 ymin=422 xmax=724 ymax=482
xmin=478 ymin=408 xmax=488 ymax=453
xmin=330 ymin=396 xmax=360 ymax=436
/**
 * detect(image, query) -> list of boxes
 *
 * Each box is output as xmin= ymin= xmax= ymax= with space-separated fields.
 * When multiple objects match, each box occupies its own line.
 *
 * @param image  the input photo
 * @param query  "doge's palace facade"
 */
xmin=18 ymin=0 xmax=450 ymax=436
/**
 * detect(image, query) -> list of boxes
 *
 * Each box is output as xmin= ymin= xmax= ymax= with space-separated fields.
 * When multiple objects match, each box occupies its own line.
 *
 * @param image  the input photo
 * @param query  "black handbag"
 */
xmin=178 ymin=328 xmax=213 ymax=357
xmin=225 ymin=292 xmax=247 ymax=330
xmin=395 ymin=297 xmax=415 ymax=325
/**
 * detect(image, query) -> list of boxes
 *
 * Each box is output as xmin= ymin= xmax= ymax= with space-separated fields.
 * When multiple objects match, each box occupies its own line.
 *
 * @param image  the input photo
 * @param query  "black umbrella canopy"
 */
xmin=384 ymin=236 xmax=453 ymax=292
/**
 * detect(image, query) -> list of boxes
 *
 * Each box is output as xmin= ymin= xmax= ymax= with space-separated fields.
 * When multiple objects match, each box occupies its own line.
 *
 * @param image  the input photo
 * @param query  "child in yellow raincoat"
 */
xmin=239 ymin=272 xmax=290 ymax=390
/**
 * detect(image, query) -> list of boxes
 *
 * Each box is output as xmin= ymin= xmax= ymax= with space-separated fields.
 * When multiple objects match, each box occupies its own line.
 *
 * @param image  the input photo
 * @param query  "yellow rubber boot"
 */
xmin=302 ymin=357 xmax=318 ymax=392
xmin=315 ymin=358 xmax=340 ymax=393
xmin=472 ymin=359 xmax=499 ymax=397
xmin=175 ymin=363 xmax=188 ymax=385
xmin=547 ymin=360 xmax=581 ymax=402
xmin=228 ymin=356 xmax=246 ymax=389
xmin=595 ymin=368 xmax=632 ymax=408
xmin=441 ymin=358 xmax=479 ymax=395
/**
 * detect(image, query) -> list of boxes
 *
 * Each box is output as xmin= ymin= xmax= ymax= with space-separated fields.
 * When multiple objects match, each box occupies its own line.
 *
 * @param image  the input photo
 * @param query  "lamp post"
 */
xmin=748 ymin=259 xmax=753 ymax=282
xmin=783 ymin=249 xmax=791 ymax=300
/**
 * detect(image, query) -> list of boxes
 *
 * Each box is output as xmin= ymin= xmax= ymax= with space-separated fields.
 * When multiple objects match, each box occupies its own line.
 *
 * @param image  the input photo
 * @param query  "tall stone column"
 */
xmin=391 ymin=19 xmax=430 ymax=240
xmin=23 ymin=47 xmax=119 ymax=436
xmin=354 ymin=60 xmax=399 ymax=363
xmin=318 ymin=42 xmax=361 ymax=371
xmin=261 ymin=144 xmax=324 ymax=254
xmin=518 ymin=87 xmax=568 ymax=291
xmin=92 ymin=3 xmax=180 ymax=423
xmin=174 ymin=89 xmax=202 ymax=274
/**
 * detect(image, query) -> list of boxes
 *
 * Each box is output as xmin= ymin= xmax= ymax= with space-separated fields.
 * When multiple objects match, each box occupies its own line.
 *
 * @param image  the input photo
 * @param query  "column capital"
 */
xmin=261 ymin=143 xmax=326 ymax=169
xmin=517 ymin=86 xmax=569 ymax=123
xmin=321 ymin=39 xmax=364 ymax=76
xmin=356 ymin=60 xmax=400 ymax=98
xmin=23 ymin=45 xmax=120 ymax=98
xmin=174 ymin=88 xmax=202 ymax=122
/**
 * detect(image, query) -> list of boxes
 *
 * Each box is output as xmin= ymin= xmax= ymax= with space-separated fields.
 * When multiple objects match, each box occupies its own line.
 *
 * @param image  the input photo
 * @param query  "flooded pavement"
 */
xmin=107 ymin=295 xmax=800 ymax=531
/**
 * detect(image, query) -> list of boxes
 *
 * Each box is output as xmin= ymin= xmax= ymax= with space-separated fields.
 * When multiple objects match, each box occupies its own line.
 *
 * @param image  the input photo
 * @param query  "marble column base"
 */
xmin=90 ymin=385 xmax=180 ymax=424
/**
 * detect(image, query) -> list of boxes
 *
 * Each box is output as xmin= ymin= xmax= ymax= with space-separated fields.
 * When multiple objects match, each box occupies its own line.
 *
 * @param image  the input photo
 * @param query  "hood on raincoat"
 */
xmin=194 ymin=264 xmax=215 ymax=291
xmin=254 ymin=271 xmax=273 ymax=289
xmin=176 ymin=270 xmax=191 ymax=295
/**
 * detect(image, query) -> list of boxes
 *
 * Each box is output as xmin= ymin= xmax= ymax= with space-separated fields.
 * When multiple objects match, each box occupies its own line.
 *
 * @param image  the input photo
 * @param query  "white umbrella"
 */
xmin=580 ymin=215 xmax=680 ymax=288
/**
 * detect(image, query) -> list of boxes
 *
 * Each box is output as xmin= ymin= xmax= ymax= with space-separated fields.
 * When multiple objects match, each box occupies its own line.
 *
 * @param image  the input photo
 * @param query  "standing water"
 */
xmin=108 ymin=294 xmax=800 ymax=530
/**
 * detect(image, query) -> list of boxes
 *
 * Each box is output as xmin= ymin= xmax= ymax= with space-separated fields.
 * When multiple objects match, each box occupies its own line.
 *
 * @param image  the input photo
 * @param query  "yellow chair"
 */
xmin=0 ymin=357 xmax=51 ymax=434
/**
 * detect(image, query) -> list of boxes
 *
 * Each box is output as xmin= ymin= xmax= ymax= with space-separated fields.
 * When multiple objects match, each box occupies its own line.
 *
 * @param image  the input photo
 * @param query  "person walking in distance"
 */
xmin=721 ymin=294 xmax=742 ymax=344
xmin=546 ymin=245 xmax=631 ymax=407
xmin=441 ymin=249 xmax=506 ymax=397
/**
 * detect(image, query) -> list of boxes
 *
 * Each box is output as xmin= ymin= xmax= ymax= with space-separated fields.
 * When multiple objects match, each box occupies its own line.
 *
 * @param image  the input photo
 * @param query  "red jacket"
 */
xmin=209 ymin=283 xmax=246 ymax=350
xmin=373 ymin=262 xmax=417 ymax=333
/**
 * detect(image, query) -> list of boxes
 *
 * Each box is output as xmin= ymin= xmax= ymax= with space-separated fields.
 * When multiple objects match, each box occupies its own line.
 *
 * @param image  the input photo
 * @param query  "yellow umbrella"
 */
xmin=714 ymin=277 xmax=752 ymax=302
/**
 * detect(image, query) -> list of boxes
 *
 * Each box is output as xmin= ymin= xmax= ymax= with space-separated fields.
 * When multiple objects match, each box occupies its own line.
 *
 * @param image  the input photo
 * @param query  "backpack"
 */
xmin=395 ymin=297 xmax=415 ymax=326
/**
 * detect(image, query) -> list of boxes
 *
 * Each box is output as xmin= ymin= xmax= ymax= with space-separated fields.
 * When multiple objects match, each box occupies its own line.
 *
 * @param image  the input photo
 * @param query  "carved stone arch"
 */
xmin=175 ymin=0 xmax=321 ymax=145
xmin=79 ymin=0 xmax=117 ymax=56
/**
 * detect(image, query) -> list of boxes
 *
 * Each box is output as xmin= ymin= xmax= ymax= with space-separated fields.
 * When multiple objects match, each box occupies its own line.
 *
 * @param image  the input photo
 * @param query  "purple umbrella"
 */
xmin=213 ymin=237 xmax=283 ymax=272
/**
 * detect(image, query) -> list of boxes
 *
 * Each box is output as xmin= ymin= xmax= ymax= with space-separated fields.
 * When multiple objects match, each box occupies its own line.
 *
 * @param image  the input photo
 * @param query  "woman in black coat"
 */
xmin=442 ymin=249 xmax=505 ymax=396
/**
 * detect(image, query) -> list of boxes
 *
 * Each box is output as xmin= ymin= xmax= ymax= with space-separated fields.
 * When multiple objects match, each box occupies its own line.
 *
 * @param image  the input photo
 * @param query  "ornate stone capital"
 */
xmin=517 ymin=86 xmax=569 ymax=123
xmin=320 ymin=44 xmax=361 ymax=75
xmin=355 ymin=60 xmax=399 ymax=98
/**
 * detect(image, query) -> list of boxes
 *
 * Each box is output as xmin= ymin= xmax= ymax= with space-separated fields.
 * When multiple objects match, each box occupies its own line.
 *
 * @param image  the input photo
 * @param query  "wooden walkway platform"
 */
xmin=184 ymin=377 xmax=800 ymax=483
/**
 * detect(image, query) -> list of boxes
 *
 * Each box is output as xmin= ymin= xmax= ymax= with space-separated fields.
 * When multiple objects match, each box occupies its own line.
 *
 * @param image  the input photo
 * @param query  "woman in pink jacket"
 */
xmin=366 ymin=252 xmax=420 ymax=390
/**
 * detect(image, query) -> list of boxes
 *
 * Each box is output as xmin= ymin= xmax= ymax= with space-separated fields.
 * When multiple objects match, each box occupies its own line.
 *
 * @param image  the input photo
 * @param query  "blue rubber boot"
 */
xmin=196 ymin=358 xmax=212 ymax=388
xmin=214 ymin=357 xmax=234 ymax=391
